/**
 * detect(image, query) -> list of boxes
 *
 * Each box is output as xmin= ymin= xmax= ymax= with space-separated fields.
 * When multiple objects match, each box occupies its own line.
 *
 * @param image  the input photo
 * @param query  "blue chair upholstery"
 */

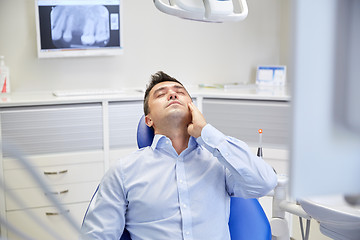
xmin=229 ymin=197 xmax=271 ymax=240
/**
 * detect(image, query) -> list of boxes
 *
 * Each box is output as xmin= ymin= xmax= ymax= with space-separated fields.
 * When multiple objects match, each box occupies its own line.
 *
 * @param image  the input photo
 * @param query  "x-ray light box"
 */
xmin=35 ymin=0 xmax=123 ymax=58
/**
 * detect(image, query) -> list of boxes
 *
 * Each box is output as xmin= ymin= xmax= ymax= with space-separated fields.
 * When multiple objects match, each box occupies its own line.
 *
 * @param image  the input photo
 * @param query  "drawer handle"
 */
xmin=45 ymin=210 xmax=70 ymax=216
xmin=45 ymin=189 xmax=69 ymax=195
xmin=43 ymin=170 xmax=68 ymax=175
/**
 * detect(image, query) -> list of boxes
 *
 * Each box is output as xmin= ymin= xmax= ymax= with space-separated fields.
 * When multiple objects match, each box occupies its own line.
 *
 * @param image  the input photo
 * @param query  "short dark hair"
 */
xmin=143 ymin=71 xmax=184 ymax=115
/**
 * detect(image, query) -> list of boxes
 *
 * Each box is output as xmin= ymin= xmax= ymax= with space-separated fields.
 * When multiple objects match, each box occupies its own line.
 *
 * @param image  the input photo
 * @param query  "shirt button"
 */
xmin=183 ymin=204 xmax=187 ymax=208
xmin=186 ymin=231 xmax=190 ymax=235
xmin=179 ymin=179 xmax=183 ymax=183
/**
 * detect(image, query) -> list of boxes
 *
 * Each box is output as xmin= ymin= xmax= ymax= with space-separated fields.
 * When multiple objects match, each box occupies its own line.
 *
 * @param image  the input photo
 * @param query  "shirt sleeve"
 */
xmin=79 ymin=163 xmax=127 ymax=240
xmin=196 ymin=124 xmax=278 ymax=198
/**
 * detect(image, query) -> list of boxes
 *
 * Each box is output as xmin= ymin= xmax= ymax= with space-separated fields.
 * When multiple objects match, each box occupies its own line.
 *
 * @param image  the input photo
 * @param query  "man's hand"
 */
xmin=187 ymin=102 xmax=207 ymax=138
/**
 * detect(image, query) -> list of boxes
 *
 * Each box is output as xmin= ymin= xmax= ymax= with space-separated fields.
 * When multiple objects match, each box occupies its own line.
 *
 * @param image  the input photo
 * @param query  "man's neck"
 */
xmin=169 ymin=131 xmax=190 ymax=155
xmin=155 ymin=126 xmax=190 ymax=155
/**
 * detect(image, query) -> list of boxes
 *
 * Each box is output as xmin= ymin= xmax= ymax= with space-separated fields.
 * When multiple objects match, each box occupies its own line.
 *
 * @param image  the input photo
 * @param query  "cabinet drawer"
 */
xmin=108 ymin=101 xmax=144 ymax=148
xmin=0 ymin=103 xmax=103 ymax=157
xmin=6 ymin=202 xmax=88 ymax=240
xmin=5 ymin=181 xmax=99 ymax=211
xmin=3 ymin=150 xmax=104 ymax=170
xmin=4 ymin=162 xmax=104 ymax=189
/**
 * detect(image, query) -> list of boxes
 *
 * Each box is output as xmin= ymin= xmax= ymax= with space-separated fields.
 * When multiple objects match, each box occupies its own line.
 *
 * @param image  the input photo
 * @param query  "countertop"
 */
xmin=0 ymin=85 xmax=290 ymax=107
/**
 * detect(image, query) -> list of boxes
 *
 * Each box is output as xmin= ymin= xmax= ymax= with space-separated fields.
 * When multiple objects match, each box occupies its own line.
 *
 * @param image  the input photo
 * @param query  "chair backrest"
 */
xmin=228 ymin=197 xmax=271 ymax=240
xmin=135 ymin=115 xmax=271 ymax=240
xmin=136 ymin=115 xmax=154 ymax=149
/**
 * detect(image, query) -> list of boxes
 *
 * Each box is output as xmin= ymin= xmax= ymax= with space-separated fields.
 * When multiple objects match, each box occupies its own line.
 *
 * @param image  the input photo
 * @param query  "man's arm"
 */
xmin=80 ymin=165 xmax=127 ymax=240
xmin=188 ymin=101 xmax=277 ymax=198
xmin=198 ymin=125 xmax=277 ymax=198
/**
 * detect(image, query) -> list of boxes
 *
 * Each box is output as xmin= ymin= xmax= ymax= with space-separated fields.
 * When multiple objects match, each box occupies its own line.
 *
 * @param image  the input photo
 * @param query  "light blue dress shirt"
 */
xmin=80 ymin=124 xmax=277 ymax=240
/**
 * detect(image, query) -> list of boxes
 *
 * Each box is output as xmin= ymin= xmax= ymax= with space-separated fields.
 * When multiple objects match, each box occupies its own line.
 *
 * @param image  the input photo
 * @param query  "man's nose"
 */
xmin=168 ymin=91 xmax=178 ymax=100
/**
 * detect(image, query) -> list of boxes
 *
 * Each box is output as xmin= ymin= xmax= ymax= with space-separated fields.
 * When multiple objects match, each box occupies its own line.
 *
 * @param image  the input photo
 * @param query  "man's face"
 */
xmin=145 ymin=81 xmax=192 ymax=129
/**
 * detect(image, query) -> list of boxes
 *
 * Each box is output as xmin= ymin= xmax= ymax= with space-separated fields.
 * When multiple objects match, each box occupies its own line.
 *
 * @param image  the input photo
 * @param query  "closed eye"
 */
xmin=156 ymin=93 xmax=165 ymax=98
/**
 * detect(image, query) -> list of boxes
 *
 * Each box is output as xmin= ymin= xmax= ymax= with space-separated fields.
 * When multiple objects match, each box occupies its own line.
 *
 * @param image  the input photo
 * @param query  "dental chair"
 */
xmin=84 ymin=115 xmax=272 ymax=240
xmin=130 ymin=115 xmax=272 ymax=240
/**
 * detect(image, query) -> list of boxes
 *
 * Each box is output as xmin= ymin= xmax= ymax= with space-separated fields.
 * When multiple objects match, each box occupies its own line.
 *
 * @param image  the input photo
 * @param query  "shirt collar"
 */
xmin=151 ymin=134 xmax=199 ymax=153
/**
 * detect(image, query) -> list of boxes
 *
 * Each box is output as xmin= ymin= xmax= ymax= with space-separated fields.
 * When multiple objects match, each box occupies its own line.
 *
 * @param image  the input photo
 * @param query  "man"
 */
xmin=80 ymin=71 xmax=277 ymax=240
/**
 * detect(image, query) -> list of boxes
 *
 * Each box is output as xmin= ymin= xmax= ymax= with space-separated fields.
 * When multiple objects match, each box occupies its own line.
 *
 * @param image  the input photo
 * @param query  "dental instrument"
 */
xmin=257 ymin=129 xmax=263 ymax=158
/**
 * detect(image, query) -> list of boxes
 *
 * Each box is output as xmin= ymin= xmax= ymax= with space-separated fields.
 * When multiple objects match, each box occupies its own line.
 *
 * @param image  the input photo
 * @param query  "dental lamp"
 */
xmin=153 ymin=0 xmax=248 ymax=22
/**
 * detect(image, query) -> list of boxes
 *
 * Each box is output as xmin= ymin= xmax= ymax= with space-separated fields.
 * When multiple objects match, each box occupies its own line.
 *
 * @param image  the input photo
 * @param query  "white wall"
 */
xmin=0 ymin=0 xmax=288 ymax=92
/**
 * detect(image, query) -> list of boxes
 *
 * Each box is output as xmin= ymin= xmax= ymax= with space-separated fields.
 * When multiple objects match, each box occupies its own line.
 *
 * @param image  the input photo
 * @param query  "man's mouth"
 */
xmin=167 ymin=100 xmax=182 ymax=107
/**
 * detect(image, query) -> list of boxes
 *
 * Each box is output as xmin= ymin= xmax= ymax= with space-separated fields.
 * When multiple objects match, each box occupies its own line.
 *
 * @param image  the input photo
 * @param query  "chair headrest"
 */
xmin=137 ymin=115 xmax=154 ymax=148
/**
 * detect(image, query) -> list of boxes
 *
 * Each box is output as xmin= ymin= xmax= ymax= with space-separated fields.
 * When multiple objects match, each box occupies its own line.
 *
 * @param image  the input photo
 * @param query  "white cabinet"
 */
xmin=108 ymin=101 xmax=144 ymax=149
xmin=202 ymin=98 xmax=290 ymax=148
xmin=1 ymin=103 xmax=104 ymax=156
xmin=108 ymin=101 xmax=144 ymax=166
xmin=0 ymin=104 xmax=105 ymax=240
xmin=6 ymin=202 xmax=89 ymax=240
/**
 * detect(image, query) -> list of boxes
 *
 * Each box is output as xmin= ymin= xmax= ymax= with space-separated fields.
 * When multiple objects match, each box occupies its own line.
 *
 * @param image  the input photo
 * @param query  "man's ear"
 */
xmin=144 ymin=115 xmax=153 ymax=128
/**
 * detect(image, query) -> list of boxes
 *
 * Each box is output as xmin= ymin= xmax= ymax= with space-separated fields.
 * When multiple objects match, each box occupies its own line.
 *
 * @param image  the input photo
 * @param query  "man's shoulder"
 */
xmin=128 ymin=146 xmax=152 ymax=158
xmin=114 ymin=146 xmax=153 ymax=166
xmin=107 ymin=147 xmax=154 ymax=182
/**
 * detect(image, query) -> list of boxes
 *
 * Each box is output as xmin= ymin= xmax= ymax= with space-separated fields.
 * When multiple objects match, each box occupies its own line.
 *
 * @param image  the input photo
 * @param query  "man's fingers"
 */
xmin=188 ymin=102 xmax=194 ymax=112
xmin=187 ymin=102 xmax=207 ymax=138
xmin=188 ymin=101 xmax=199 ymax=116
